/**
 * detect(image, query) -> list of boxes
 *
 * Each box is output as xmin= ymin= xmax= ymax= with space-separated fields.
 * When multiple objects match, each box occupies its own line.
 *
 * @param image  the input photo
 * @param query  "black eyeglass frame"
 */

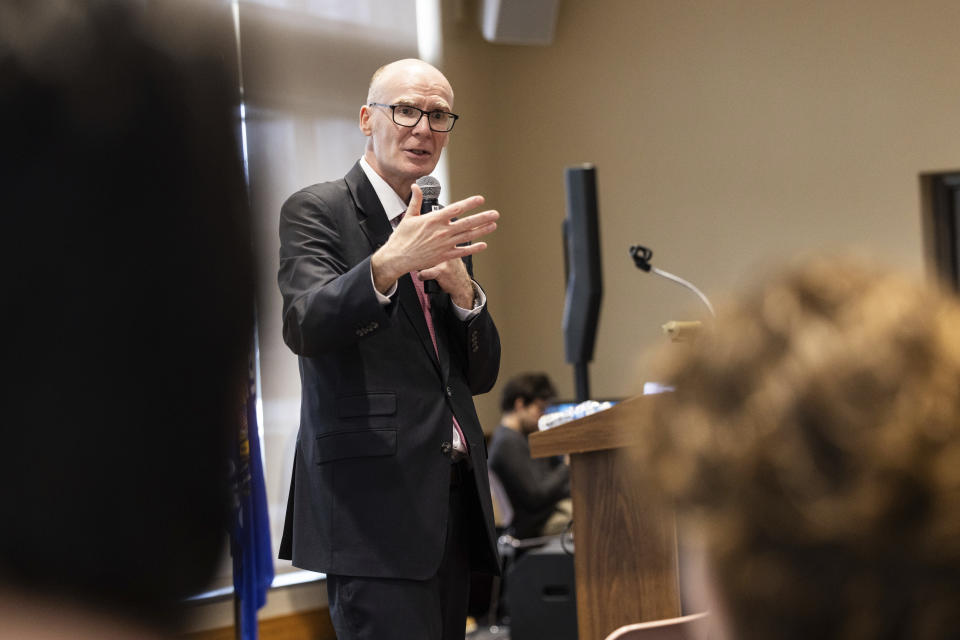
xmin=368 ymin=102 xmax=460 ymax=132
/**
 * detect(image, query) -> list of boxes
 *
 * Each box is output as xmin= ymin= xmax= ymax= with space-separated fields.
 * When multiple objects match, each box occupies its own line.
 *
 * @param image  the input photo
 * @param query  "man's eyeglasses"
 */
xmin=368 ymin=102 xmax=459 ymax=133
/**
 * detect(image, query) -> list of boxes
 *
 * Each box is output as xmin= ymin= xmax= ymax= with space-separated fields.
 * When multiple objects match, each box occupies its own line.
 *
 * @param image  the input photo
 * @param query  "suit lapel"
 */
xmin=398 ymin=276 xmax=442 ymax=373
xmin=345 ymin=162 xmax=441 ymax=374
xmin=346 ymin=162 xmax=392 ymax=251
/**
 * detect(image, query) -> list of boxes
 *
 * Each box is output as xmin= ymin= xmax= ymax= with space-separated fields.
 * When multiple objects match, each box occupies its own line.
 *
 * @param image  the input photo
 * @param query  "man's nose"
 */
xmin=411 ymin=115 xmax=432 ymax=135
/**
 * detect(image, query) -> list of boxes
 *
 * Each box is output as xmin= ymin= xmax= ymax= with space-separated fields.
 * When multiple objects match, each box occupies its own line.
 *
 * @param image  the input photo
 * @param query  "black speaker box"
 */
xmin=505 ymin=540 xmax=577 ymax=640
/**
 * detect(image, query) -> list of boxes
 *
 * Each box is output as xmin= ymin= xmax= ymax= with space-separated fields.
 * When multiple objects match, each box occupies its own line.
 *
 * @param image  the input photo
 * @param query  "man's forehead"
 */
xmin=373 ymin=62 xmax=453 ymax=106
xmin=392 ymin=91 xmax=453 ymax=109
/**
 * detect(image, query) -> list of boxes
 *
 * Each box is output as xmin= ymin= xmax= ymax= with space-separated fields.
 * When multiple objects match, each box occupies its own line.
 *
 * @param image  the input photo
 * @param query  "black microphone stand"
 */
xmin=629 ymin=244 xmax=716 ymax=318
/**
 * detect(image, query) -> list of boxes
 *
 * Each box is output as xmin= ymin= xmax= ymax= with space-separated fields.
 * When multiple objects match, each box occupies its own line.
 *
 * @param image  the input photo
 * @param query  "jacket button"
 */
xmin=445 ymin=386 xmax=453 ymax=397
xmin=440 ymin=442 xmax=452 ymax=455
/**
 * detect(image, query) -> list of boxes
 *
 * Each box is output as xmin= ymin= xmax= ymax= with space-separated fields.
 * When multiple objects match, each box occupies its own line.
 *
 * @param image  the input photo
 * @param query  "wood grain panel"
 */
xmin=571 ymin=450 xmax=680 ymax=640
xmin=530 ymin=395 xmax=681 ymax=640
xmin=181 ymin=608 xmax=336 ymax=640
xmin=529 ymin=395 xmax=655 ymax=458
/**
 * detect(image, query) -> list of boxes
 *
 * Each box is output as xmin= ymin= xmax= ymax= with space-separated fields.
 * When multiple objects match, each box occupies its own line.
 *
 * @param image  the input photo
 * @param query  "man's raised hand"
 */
xmin=371 ymin=183 xmax=499 ymax=295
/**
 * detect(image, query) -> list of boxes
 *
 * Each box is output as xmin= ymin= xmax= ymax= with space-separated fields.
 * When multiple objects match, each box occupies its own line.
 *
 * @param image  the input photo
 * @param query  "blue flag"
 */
xmin=231 ymin=353 xmax=274 ymax=639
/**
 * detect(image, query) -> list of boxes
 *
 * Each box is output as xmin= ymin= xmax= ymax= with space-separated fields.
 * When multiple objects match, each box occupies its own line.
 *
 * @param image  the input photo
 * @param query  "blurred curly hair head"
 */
xmin=638 ymin=256 xmax=960 ymax=640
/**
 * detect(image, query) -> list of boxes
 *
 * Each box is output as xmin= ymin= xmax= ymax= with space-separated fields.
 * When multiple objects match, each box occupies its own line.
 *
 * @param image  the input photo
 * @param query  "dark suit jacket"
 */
xmin=277 ymin=162 xmax=501 ymax=580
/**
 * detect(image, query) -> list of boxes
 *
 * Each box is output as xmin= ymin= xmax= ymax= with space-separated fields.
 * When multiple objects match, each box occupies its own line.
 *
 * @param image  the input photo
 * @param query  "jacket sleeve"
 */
xmin=490 ymin=432 xmax=570 ymax=512
xmin=441 ymin=264 xmax=500 ymax=395
xmin=278 ymin=188 xmax=397 ymax=357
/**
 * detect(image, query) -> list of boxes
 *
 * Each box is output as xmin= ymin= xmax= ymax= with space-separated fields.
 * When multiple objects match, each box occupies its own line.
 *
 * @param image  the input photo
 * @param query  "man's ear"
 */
xmin=359 ymin=105 xmax=372 ymax=136
xmin=513 ymin=397 xmax=526 ymax=413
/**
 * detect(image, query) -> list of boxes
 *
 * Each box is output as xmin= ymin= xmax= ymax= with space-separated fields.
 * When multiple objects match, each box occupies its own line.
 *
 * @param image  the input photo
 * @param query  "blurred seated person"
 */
xmin=636 ymin=256 xmax=960 ymax=640
xmin=488 ymin=373 xmax=572 ymax=538
xmin=1 ymin=1 xmax=253 ymax=637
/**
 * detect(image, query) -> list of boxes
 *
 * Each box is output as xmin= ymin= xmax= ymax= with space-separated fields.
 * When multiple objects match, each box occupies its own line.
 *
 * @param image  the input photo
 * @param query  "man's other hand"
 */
xmin=371 ymin=183 xmax=499 ymax=295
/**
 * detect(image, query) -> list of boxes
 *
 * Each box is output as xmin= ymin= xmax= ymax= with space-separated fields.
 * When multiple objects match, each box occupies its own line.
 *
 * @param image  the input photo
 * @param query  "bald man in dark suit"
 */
xmin=277 ymin=58 xmax=501 ymax=640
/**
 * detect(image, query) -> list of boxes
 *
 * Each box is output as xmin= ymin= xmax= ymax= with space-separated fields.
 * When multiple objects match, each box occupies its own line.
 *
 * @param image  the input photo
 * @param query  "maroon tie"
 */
xmin=410 ymin=272 xmax=440 ymax=355
xmin=410 ymin=270 xmax=469 ymax=454
xmin=396 ymin=211 xmax=468 ymax=455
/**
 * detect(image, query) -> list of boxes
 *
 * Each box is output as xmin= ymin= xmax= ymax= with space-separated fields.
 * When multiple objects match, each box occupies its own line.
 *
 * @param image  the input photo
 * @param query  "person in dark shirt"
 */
xmin=488 ymin=373 xmax=571 ymax=539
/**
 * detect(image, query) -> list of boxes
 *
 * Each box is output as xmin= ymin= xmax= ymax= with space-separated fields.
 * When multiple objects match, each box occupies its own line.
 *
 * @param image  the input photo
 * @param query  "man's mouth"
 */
xmin=405 ymin=149 xmax=431 ymax=157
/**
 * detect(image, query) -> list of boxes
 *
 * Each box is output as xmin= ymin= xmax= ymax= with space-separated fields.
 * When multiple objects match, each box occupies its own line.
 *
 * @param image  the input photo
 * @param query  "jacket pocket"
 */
xmin=336 ymin=392 xmax=397 ymax=418
xmin=315 ymin=428 xmax=397 ymax=464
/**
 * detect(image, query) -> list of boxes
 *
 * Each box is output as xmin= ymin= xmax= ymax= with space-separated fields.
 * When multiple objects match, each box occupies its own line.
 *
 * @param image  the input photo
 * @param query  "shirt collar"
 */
xmin=359 ymin=156 xmax=407 ymax=224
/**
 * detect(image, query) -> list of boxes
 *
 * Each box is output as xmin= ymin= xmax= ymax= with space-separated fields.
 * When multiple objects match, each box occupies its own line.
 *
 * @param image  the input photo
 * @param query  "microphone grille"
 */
xmin=416 ymin=175 xmax=441 ymax=200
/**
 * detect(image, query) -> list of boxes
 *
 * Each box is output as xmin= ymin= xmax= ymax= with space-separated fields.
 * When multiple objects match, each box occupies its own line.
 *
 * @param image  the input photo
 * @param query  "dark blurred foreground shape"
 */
xmin=0 ymin=0 xmax=253 ymax=636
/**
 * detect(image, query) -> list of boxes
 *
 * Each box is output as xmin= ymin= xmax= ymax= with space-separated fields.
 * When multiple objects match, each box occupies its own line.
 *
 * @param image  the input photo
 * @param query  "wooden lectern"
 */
xmin=529 ymin=395 xmax=681 ymax=640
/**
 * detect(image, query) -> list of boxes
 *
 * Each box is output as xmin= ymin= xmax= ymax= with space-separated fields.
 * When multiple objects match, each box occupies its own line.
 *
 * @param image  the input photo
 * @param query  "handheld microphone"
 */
xmin=415 ymin=175 xmax=443 ymax=293
xmin=416 ymin=175 xmax=442 ymax=214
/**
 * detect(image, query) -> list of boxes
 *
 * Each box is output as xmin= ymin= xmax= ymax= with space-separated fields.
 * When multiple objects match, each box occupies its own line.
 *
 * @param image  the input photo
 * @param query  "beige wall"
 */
xmin=441 ymin=0 xmax=960 ymax=431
